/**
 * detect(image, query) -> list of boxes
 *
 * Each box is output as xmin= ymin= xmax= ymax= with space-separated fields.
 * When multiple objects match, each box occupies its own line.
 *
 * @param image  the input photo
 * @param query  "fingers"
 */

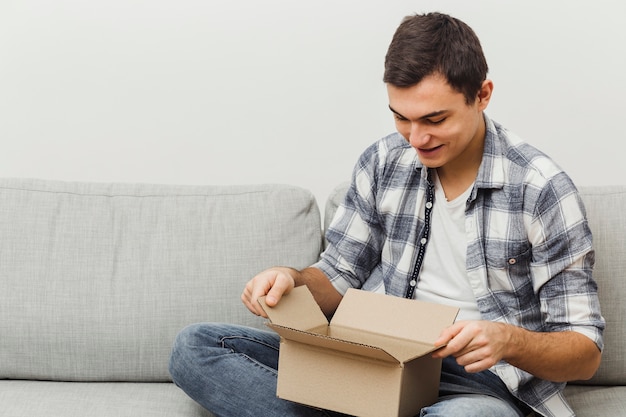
xmin=431 ymin=321 xmax=503 ymax=373
xmin=241 ymin=267 xmax=296 ymax=317
xmin=265 ymin=274 xmax=294 ymax=306
xmin=455 ymin=348 xmax=499 ymax=373
xmin=432 ymin=322 xmax=467 ymax=356
xmin=241 ymin=280 xmax=266 ymax=317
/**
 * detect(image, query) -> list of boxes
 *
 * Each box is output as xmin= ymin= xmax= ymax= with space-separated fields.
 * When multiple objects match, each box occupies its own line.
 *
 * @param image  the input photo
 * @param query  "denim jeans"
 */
xmin=169 ymin=323 xmax=532 ymax=417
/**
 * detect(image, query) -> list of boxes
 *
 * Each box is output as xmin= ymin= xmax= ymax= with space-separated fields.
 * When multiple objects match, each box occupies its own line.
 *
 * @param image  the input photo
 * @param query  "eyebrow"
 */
xmin=388 ymin=105 xmax=447 ymax=121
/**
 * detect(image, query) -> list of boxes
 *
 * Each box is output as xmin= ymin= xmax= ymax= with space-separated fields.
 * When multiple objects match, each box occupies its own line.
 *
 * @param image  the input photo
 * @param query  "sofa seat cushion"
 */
xmin=0 ymin=381 xmax=214 ymax=417
xmin=564 ymin=384 xmax=626 ymax=417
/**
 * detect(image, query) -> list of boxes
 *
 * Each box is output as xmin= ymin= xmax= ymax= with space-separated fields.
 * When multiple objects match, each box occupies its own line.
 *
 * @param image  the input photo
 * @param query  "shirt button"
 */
xmin=420 ymin=238 xmax=427 ymax=245
xmin=410 ymin=280 xmax=417 ymax=287
xmin=508 ymin=258 xmax=516 ymax=265
xmin=426 ymin=202 xmax=433 ymax=209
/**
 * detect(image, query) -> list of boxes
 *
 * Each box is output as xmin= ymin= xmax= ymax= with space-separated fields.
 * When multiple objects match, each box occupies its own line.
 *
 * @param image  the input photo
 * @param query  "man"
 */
xmin=170 ymin=12 xmax=604 ymax=417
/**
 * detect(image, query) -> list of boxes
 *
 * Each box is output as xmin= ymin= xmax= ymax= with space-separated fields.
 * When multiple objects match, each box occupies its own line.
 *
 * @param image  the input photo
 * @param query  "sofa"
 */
xmin=0 ymin=178 xmax=624 ymax=417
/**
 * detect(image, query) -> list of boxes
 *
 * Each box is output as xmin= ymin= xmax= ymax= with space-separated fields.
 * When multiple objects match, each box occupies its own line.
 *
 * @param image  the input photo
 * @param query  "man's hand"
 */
xmin=432 ymin=320 xmax=602 ymax=382
xmin=241 ymin=267 xmax=296 ymax=317
xmin=242 ymin=266 xmax=342 ymax=318
xmin=432 ymin=320 xmax=511 ymax=373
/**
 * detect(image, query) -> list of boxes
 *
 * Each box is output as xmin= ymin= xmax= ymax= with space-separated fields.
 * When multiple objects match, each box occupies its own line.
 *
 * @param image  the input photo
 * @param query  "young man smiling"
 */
xmin=170 ymin=12 xmax=604 ymax=417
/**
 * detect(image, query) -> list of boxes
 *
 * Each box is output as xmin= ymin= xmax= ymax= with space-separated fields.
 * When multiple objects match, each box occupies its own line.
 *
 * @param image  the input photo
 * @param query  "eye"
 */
xmin=393 ymin=114 xmax=409 ymax=122
xmin=427 ymin=117 xmax=446 ymax=125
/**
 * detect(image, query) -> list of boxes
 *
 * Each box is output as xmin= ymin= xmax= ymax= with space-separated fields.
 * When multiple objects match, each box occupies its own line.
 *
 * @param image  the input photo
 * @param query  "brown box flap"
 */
xmin=329 ymin=325 xmax=440 ymax=362
xmin=258 ymin=286 xmax=328 ymax=331
xmin=331 ymin=288 xmax=459 ymax=345
xmin=267 ymin=323 xmax=399 ymax=363
xmin=258 ymin=285 xmax=458 ymax=364
xmin=259 ymin=287 xmax=400 ymax=363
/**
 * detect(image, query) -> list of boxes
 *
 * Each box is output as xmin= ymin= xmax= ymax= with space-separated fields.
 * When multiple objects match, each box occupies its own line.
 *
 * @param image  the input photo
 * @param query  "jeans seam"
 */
xmin=239 ymin=352 xmax=278 ymax=376
xmin=219 ymin=335 xmax=279 ymax=352
xmin=219 ymin=335 xmax=279 ymax=375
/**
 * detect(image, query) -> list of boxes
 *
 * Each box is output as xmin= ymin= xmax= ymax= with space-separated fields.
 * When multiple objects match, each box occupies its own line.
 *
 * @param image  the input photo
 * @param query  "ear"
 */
xmin=476 ymin=79 xmax=494 ymax=111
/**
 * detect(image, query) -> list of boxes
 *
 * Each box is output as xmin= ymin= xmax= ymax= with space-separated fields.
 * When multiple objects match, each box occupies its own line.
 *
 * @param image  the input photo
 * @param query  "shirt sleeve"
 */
xmin=312 ymin=142 xmax=386 ymax=295
xmin=530 ymin=173 xmax=605 ymax=350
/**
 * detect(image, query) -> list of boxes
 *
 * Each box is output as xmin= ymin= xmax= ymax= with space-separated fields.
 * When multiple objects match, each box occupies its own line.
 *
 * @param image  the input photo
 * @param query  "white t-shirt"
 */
xmin=414 ymin=173 xmax=482 ymax=321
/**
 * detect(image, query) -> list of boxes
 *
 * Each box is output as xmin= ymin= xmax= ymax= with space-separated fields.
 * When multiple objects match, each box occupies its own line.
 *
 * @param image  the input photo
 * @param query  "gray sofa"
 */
xmin=0 ymin=178 xmax=624 ymax=416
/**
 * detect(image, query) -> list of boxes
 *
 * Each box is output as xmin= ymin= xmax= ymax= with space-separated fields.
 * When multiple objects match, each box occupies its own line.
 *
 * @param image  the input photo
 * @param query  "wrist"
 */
xmin=502 ymin=323 xmax=527 ymax=363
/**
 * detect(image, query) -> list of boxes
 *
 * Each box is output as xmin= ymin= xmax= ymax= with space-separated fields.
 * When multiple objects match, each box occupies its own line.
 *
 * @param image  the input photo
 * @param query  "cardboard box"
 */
xmin=258 ymin=286 xmax=459 ymax=417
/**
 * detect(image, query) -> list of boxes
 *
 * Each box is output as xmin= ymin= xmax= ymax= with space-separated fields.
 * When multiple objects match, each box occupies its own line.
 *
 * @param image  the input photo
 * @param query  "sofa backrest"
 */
xmin=0 ymin=179 xmax=322 ymax=382
xmin=575 ymin=186 xmax=626 ymax=385
xmin=324 ymin=183 xmax=626 ymax=386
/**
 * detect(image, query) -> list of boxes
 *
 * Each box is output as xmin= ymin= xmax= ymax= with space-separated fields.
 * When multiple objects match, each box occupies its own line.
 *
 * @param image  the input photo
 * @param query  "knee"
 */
xmin=171 ymin=323 xmax=204 ymax=356
xmin=172 ymin=323 xmax=205 ymax=349
xmin=169 ymin=323 xmax=213 ymax=384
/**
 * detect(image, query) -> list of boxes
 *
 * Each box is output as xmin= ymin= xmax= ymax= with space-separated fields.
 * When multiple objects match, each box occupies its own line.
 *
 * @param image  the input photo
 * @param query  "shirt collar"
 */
xmin=474 ymin=113 xmax=507 ymax=191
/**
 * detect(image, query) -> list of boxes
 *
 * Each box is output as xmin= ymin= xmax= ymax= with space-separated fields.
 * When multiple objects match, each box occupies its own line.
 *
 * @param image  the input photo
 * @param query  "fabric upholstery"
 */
xmin=576 ymin=186 xmax=626 ymax=385
xmin=563 ymin=385 xmax=626 ymax=416
xmin=0 ymin=179 xmax=322 ymax=382
xmin=0 ymin=380 xmax=215 ymax=417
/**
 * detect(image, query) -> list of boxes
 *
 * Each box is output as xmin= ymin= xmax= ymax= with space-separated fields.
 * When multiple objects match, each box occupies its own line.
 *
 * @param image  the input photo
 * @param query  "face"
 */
xmin=387 ymin=73 xmax=493 ymax=173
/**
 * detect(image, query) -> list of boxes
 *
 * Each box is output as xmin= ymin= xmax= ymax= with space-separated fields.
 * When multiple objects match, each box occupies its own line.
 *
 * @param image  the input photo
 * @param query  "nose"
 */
xmin=408 ymin=123 xmax=431 ymax=148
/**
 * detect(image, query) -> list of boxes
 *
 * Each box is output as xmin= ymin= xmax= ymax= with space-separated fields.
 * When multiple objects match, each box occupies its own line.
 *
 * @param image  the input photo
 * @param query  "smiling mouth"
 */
xmin=418 ymin=145 xmax=443 ymax=154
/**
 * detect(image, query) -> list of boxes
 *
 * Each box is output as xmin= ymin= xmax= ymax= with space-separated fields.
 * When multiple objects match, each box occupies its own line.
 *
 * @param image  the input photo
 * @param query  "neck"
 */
xmin=436 ymin=168 xmax=476 ymax=201
xmin=436 ymin=117 xmax=485 ymax=200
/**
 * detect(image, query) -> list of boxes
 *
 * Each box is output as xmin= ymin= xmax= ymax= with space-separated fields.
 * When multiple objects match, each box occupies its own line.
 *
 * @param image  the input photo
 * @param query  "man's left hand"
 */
xmin=431 ymin=320 xmax=512 ymax=373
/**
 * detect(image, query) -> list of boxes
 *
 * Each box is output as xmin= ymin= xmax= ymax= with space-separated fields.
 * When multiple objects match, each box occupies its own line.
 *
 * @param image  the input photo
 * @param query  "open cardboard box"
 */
xmin=258 ymin=286 xmax=459 ymax=417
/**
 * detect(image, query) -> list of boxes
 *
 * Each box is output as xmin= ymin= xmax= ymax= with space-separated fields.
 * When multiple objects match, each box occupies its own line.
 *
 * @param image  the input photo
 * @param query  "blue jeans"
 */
xmin=169 ymin=323 xmax=532 ymax=417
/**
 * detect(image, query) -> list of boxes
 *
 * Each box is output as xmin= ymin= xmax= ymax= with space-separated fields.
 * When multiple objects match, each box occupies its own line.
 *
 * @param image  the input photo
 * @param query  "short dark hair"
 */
xmin=383 ymin=12 xmax=489 ymax=104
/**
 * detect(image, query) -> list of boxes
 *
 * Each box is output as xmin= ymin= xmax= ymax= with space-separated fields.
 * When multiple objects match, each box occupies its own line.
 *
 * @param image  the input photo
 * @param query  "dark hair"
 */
xmin=383 ymin=12 xmax=489 ymax=104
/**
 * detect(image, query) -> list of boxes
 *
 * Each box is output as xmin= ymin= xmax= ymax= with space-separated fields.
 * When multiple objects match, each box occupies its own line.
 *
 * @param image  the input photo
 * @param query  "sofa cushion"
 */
xmin=0 ymin=179 xmax=322 ymax=382
xmin=563 ymin=384 xmax=626 ymax=416
xmin=576 ymin=186 xmax=626 ymax=385
xmin=0 ymin=381 xmax=214 ymax=417
xmin=324 ymin=183 xmax=626 ymax=385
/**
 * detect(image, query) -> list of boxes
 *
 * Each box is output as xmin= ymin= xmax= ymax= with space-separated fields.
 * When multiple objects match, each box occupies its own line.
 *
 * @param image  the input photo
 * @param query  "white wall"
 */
xmin=2 ymin=0 xmax=625 ymax=210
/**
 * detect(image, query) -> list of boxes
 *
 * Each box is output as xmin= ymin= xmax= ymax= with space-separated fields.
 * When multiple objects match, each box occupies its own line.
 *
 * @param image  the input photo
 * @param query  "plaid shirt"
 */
xmin=314 ymin=114 xmax=605 ymax=417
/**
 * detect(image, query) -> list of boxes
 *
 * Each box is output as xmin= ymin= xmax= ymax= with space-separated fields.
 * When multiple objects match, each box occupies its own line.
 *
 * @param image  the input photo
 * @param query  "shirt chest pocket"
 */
xmin=484 ymin=241 xmax=533 ymax=292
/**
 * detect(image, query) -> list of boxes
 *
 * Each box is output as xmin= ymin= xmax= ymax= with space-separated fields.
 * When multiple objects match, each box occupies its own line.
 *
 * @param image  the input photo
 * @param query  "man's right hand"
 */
xmin=241 ymin=267 xmax=297 ymax=317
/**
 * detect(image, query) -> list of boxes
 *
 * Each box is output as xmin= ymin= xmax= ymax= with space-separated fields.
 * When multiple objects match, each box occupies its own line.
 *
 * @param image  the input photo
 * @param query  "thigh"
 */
xmin=172 ymin=322 xmax=281 ymax=369
xmin=420 ymin=394 xmax=527 ymax=417
xmin=212 ymin=323 xmax=281 ymax=369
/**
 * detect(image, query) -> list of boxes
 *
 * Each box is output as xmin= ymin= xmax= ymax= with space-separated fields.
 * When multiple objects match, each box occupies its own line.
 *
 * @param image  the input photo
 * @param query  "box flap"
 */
xmin=259 ymin=286 xmax=400 ymax=363
xmin=267 ymin=323 xmax=399 ymax=363
xmin=259 ymin=286 xmax=458 ymax=364
xmin=331 ymin=288 xmax=459 ymax=345
xmin=257 ymin=285 xmax=328 ymax=332
xmin=329 ymin=326 xmax=440 ymax=362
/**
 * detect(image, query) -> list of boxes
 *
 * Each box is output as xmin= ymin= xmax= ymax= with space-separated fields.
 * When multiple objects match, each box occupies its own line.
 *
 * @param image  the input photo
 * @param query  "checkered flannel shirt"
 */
xmin=313 ymin=114 xmax=605 ymax=417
